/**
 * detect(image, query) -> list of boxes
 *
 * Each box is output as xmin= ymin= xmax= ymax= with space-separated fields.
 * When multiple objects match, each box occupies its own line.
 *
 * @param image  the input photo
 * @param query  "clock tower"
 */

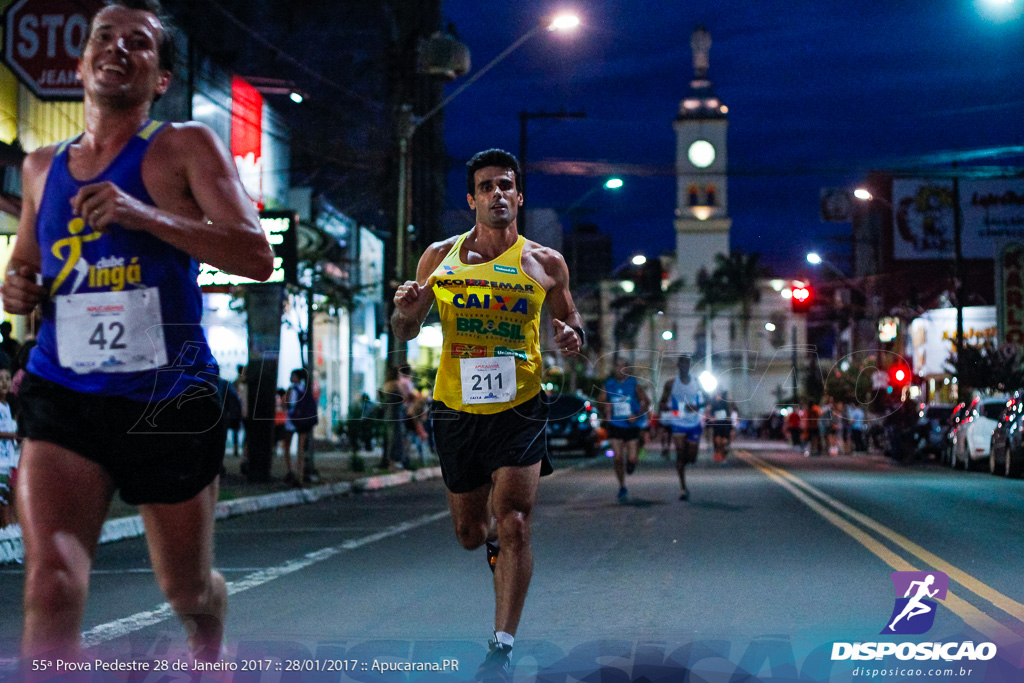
xmin=673 ymin=25 xmax=730 ymax=279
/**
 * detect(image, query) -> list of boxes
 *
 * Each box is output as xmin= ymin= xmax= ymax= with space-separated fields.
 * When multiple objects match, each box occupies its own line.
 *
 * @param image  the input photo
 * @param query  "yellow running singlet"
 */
xmin=428 ymin=233 xmax=546 ymax=414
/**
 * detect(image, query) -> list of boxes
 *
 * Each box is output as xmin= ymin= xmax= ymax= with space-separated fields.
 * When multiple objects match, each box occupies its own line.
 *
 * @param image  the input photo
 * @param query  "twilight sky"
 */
xmin=440 ymin=0 xmax=1024 ymax=276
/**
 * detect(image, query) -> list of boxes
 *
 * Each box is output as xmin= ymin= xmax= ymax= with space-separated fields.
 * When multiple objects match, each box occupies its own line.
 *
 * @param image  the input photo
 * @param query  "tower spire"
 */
xmin=691 ymin=25 xmax=712 ymax=84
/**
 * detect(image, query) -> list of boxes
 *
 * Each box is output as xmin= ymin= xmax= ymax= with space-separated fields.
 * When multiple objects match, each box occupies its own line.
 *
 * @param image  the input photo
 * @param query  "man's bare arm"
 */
xmin=71 ymin=123 xmax=274 ymax=281
xmin=659 ymin=380 xmax=673 ymax=411
xmin=1 ymin=149 xmax=50 ymax=314
xmin=391 ymin=241 xmax=449 ymax=342
xmin=536 ymin=248 xmax=584 ymax=353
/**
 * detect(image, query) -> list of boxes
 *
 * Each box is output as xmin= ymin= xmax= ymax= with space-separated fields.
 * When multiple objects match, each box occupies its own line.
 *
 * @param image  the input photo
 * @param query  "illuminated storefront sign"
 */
xmin=198 ymin=211 xmax=297 ymax=287
xmin=230 ymin=75 xmax=263 ymax=207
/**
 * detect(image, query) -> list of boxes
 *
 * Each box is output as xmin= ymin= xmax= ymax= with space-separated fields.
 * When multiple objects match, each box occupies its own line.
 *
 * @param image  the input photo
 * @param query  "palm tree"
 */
xmin=697 ymin=251 xmax=769 ymax=412
xmin=611 ymin=259 xmax=684 ymax=361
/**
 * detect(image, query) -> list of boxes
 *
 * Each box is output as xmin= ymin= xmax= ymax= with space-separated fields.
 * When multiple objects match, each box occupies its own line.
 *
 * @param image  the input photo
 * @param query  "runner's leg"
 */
xmin=140 ymin=480 xmax=226 ymax=662
xmin=18 ymin=440 xmax=114 ymax=658
xmin=625 ymin=437 xmax=639 ymax=471
xmin=673 ymin=433 xmax=688 ymax=493
xmin=611 ymin=438 xmax=626 ymax=488
xmin=490 ymin=461 xmax=541 ymax=636
xmin=447 ymin=483 xmax=492 ymax=550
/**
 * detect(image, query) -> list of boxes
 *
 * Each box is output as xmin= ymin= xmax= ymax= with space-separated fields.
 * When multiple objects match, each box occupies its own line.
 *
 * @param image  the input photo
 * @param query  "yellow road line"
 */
xmin=739 ymin=451 xmax=1024 ymax=650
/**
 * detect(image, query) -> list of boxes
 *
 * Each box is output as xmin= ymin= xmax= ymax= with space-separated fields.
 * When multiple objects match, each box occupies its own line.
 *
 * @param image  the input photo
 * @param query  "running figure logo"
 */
xmin=881 ymin=571 xmax=949 ymax=635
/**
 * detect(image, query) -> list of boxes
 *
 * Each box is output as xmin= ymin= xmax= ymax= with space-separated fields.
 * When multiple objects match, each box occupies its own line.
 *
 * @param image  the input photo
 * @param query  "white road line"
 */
xmin=79 ymin=510 xmax=450 ymax=650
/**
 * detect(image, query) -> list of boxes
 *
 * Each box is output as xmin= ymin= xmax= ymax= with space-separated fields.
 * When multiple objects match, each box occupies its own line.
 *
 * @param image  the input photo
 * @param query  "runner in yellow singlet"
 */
xmin=392 ymin=149 xmax=583 ymax=682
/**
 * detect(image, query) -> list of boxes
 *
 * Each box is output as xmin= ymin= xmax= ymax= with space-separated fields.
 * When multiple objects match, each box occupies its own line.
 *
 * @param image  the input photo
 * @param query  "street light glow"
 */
xmin=781 ymin=288 xmax=793 ymax=299
xmin=604 ymin=178 xmax=624 ymax=190
xmin=807 ymin=252 xmax=822 ymax=265
xmin=620 ymin=280 xmax=635 ymax=293
xmin=289 ymin=91 xmax=304 ymax=104
xmin=698 ymin=371 xmax=718 ymax=393
xmin=547 ymin=13 xmax=581 ymax=31
xmin=765 ymin=322 xmax=776 ymax=332
xmin=662 ymin=330 xmax=673 ymax=340
xmin=854 ymin=188 xmax=873 ymax=201
xmin=631 ymin=254 xmax=647 ymax=266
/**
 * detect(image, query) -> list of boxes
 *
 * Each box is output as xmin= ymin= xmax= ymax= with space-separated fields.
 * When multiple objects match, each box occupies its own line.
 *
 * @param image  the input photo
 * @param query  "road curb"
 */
xmin=0 ymin=466 xmax=444 ymax=566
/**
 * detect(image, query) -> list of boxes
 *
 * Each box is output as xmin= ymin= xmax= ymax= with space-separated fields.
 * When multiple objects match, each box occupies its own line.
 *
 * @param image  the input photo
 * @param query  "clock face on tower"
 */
xmin=687 ymin=140 xmax=716 ymax=168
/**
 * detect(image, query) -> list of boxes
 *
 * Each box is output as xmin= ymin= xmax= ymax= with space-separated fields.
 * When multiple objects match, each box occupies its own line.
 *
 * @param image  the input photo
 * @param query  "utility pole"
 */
xmin=518 ymin=109 xmax=585 ymax=235
xmin=952 ymin=175 xmax=964 ymax=372
xmin=791 ymin=324 xmax=799 ymax=402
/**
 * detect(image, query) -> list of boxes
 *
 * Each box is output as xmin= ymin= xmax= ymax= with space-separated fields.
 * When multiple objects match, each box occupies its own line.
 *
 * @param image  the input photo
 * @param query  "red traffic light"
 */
xmin=889 ymin=361 xmax=912 ymax=387
xmin=790 ymin=285 xmax=812 ymax=313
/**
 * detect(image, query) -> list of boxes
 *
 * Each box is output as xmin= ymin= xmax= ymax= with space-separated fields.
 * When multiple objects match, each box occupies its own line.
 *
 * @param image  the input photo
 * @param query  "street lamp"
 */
xmin=855 ymin=184 xmax=965 ymax=381
xmin=394 ymin=13 xmax=581 ymax=285
xmin=563 ymin=176 xmax=624 ymax=220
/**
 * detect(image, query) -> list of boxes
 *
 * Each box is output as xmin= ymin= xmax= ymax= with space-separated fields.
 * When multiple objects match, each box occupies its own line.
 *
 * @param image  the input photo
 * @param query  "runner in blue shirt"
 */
xmin=598 ymin=357 xmax=650 ymax=502
xmin=1 ymin=0 xmax=273 ymax=662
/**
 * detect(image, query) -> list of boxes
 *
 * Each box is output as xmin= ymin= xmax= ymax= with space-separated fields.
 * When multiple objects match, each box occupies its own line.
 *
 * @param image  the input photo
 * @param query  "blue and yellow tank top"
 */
xmin=604 ymin=376 xmax=641 ymax=428
xmin=429 ymin=233 xmax=546 ymax=414
xmin=27 ymin=120 xmax=218 ymax=402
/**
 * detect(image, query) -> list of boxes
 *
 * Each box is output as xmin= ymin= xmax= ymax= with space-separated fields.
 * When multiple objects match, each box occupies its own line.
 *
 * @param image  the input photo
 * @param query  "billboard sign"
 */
xmin=892 ymin=178 xmax=1024 ymax=261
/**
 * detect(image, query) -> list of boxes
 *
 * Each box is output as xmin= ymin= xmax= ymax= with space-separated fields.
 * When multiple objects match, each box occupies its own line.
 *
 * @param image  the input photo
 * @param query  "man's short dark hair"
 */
xmin=87 ymin=0 xmax=178 ymax=72
xmin=466 ymin=149 xmax=522 ymax=196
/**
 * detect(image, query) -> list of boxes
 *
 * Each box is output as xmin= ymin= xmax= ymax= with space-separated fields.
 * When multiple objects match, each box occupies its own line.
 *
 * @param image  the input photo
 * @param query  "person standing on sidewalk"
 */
xmin=391 ymin=148 xmax=583 ymax=682
xmin=1 ymin=0 xmax=273 ymax=663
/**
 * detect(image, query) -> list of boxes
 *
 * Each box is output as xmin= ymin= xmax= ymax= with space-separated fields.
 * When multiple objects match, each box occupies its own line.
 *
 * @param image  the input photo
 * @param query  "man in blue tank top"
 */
xmin=0 ymin=0 xmax=274 ymax=663
xmin=598 ymin=357 xmax=650 ymax=502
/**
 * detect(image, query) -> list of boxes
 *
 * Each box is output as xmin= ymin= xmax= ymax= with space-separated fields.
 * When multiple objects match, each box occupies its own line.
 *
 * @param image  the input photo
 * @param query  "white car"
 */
xmin=952 ymin=396 xmax=1010 ymax=470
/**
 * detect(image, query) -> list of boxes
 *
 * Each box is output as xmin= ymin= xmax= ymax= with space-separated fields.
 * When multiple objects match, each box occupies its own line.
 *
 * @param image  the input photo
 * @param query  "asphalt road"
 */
xmin=4 ymin=441 xmax=1024 ymax=682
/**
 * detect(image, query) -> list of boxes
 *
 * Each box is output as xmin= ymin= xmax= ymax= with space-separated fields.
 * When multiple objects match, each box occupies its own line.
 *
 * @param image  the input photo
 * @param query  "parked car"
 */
xmin=544 ymin=393 xmax=601 ymax=458
xmin=990 ymin=392 xmax=1024 ymax=477
xmin=951 ymin=396 xmax=1010 ymax=470
xmin=942 ymin=402 xmax=968 ymax=466
xmin=912 ymin=403 xmax=956 ymax=460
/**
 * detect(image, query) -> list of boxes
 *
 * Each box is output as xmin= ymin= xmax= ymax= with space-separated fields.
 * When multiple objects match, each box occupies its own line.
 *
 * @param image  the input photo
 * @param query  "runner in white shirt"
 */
xmin=658 ymin=356 xmax=705 ymax=500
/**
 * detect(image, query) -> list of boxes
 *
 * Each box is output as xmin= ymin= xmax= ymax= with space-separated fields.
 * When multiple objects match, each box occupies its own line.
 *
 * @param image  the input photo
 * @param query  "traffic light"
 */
xmin=638 ymin=259 xmax=665 ymax=296
xmin=889 ymin=360 xmax=912 ymax=389
xmin=791 ymin=284 xmax=812 ymax=314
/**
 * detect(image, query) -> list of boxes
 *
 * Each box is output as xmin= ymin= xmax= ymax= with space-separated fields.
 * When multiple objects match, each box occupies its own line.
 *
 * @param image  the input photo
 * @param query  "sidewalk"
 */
xmin=0 ymin=444 xmax=443 ymax=566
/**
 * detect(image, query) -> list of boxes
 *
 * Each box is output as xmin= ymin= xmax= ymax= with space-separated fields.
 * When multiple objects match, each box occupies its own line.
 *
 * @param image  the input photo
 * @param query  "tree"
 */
xmin=697 ymin=252 xmax=769 ymax=411
xmin=948 ymin=341 xmax=1024 ymax=395
xmin=611 ymin=261 xmax=683 ymax=355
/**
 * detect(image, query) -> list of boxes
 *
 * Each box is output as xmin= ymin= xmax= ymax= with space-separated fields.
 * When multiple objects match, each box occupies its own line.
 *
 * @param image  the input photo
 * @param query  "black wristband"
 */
xmin=571 ymin=325 xmax=586 ymax=349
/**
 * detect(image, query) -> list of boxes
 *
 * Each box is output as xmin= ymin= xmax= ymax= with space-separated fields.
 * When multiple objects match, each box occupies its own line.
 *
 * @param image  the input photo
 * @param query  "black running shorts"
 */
xmin=605 ymin=424 xmax=641 ymax=442
xmin=430 ymin=392 xmax=553 ymax=494
xmin=18 ymin=372 xmax=227 ymax=505
xmin=711 ymin=423 xmax=733 ymax=439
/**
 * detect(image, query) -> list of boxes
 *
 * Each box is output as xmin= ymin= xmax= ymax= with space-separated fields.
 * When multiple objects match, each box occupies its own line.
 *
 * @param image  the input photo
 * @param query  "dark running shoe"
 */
xmin=486 ymin=541 xmax=500 ymax=573
xmin=476 ymin=639 xmax=512 ymax=682
xmin=626 ymin=461 xmax=636 ymax=475
xmin=679 ymin=489 xmax=690 ymax=501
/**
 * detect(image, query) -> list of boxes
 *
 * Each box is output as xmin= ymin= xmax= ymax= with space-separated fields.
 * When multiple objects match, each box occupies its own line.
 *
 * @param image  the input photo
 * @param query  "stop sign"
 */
xmin=3 ymin=0 xmax=103 ymax=99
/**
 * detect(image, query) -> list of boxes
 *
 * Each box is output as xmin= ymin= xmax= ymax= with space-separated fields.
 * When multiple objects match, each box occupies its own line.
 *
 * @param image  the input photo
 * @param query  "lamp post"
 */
xmin=564 ymin=177 xmax=624 ymax=221
xmin=394 ymin=13 xmax=581 ymax=287
xmin=518 ymin=108 xmax=586 ymax=235
xmin=855 ymin=186 xmax=964 ymax=382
